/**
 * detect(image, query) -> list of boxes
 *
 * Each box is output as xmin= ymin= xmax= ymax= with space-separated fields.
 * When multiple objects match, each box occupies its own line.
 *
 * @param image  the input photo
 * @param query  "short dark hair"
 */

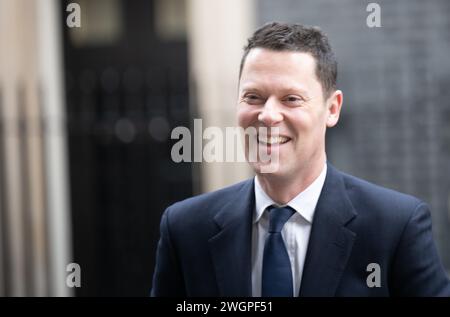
xmin=239 ymin=22 xmax=337 ymax=98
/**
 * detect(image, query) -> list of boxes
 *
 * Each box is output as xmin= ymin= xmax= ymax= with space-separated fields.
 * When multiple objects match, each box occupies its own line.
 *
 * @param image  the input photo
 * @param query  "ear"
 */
xmin=326 ymin=90 xmax=343 ymax=128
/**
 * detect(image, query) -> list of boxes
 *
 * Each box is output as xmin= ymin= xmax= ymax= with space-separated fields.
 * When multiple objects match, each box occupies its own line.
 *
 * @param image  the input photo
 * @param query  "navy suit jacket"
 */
xmin=151 ymin=164 xmax=450 ymax=296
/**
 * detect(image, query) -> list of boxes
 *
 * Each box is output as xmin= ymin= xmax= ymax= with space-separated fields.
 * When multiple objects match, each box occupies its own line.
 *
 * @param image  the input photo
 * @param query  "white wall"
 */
xmin=187 ymin=0 xmax=256 ymax=193
xmin=0 ymin=0 xmax=72 ymax=296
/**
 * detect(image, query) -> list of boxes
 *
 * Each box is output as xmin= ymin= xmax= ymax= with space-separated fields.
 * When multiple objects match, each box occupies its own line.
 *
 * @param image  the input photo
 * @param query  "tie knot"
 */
xmin=267 ymin=206 xmax=295 ymax=233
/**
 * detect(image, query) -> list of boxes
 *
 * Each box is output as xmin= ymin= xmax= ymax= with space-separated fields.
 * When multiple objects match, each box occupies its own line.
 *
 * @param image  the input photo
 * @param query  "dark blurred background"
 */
xmin=0 ymin=0 xmax=449 ymax=296
xmin=62 ymin=0 xmax=193 ymax=296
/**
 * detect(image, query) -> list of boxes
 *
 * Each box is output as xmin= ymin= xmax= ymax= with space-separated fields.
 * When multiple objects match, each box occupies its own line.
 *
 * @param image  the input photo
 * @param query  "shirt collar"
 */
xmin=253 ymin=163 xmax=327 ymax=224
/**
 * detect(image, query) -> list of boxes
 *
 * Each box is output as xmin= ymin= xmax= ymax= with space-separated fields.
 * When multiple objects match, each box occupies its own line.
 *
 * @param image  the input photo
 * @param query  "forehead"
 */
xmin=240 ymin=48 xmax=320 ymax=91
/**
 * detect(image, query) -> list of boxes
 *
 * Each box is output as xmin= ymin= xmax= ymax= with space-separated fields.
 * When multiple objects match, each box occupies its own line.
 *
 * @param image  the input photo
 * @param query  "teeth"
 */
xmin=258 ymin=136 xmax=289 ymax=144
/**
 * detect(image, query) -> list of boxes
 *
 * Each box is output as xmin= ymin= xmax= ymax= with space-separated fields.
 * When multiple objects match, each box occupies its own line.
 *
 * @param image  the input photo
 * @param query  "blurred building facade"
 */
xmin=62 ymin=0 xmax=194 ymax=296
xmin=0 ymin=0 xmax=72 ymax=296
xmin=0 ymin=0 xmax=449 ymax=296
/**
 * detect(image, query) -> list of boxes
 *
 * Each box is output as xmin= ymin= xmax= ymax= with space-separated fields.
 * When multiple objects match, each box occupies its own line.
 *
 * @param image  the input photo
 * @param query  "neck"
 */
xmin=256 ymin=157 xmax=326 ymax=205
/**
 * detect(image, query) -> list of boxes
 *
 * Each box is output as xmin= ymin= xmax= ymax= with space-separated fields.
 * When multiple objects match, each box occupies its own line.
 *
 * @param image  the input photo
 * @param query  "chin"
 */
xmin=252 ymin=161 xmax=288 ymax=177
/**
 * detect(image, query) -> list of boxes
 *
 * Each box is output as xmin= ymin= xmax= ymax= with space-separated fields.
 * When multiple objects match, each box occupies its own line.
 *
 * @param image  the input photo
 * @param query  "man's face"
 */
xmin=237 ymin=48 xmax=342 ymax=178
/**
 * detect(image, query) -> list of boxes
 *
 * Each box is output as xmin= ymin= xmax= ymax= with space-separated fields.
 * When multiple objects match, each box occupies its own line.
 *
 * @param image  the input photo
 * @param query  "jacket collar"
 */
xmin=207 ymin=163 xmax=358 ymax=297
xmin=208 ymin=179 xmax=254 ymax=296
xmin=299 ymin=163 xmax=357 ymax=296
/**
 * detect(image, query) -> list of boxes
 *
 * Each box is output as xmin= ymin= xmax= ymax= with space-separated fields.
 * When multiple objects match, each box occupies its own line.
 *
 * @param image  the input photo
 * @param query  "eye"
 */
xmin=242 ymin=93 xmax=264 ymax=105
xmin=283 ymin=95 xmax=304 ymax=106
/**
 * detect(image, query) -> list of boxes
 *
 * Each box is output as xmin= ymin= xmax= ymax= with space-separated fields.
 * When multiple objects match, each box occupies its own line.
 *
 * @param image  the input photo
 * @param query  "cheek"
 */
xmin=285 ymin=112 xmax=322 ymax=145
xmin=285 ymin=111 xmax=310 ymax=133
xmin=237 ymin=107 xmax=256 ymax=128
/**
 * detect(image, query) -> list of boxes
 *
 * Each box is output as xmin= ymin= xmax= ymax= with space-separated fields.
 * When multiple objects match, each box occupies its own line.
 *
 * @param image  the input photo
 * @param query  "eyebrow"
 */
xmin=240 ymin=85 xmax=311 ymax=99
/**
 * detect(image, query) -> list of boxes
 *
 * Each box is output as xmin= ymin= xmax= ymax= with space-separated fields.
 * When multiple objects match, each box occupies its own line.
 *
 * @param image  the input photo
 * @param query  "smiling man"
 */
xmin=151 ymin=22 xmax=450 ymax=297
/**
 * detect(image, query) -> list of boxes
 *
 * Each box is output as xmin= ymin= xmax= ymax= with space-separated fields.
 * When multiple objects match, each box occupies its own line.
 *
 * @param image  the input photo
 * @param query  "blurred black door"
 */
xmin=61 ymin=0 xmax=193 ymax=296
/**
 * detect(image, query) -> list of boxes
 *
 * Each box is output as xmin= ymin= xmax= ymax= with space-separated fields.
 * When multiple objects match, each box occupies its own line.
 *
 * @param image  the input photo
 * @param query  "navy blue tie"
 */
xmin=261 ymin=206 xmax=295 ymax=297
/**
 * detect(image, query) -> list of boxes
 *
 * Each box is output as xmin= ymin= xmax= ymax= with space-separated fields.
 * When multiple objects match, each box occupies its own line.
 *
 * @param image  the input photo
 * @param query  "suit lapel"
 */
xmin=208 ymin=180 xmax=254 ymax=296
xmin=299 ymin=164 xmax=357 ymax=296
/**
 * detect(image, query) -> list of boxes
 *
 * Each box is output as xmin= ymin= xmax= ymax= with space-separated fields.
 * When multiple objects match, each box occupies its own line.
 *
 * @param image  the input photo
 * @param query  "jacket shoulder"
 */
xmin=164 ymin=179 xmax=253 ymax=227
xmin=339 ymin=169 xmax=425 ymax=221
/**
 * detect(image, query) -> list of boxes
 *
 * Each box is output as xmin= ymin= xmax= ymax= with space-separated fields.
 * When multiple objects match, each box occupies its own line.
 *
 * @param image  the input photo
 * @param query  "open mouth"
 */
xmin=257 ymin=135 xmax=291 ymax=146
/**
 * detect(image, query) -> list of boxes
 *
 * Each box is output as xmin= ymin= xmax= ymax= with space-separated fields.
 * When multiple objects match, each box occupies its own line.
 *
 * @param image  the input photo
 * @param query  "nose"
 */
xmin=257 ymin=97 xmax=283 ymax=126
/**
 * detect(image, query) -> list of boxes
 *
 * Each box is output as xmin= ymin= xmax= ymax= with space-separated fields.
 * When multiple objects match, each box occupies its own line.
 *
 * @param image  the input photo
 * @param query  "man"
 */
xmin=151 ymin=22 xmax=450 ymax=296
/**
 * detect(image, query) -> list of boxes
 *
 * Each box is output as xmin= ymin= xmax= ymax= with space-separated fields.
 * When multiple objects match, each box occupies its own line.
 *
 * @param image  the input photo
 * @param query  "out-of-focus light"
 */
xmin=115 ymin=118 xmax=136 ymax=143
xmin=148 ymin=116 xmax=170 ymax=142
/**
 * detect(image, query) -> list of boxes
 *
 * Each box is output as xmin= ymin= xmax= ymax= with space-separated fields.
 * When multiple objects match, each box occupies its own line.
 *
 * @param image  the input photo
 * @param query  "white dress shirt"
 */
xmin=251 ymin=164 xmax=327 ymax=297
